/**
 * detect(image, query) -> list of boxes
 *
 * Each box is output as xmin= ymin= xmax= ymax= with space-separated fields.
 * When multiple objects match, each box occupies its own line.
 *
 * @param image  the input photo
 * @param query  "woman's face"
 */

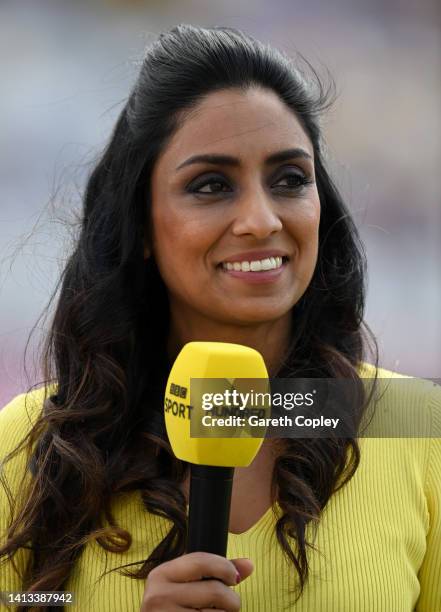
xmin=149 ymin=87 xmax=320 ymax=328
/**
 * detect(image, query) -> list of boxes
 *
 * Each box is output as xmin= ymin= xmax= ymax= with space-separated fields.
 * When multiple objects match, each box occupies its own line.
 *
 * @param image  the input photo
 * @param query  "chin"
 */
xmin=222 ymin=307 xmax=292 ymax=326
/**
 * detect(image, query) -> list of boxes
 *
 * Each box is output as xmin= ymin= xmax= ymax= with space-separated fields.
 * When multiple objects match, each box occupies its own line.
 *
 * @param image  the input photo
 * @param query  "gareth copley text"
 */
xmin=201 ymin=389 xmax=340 ymax=429
xmin=201 ymin=414 xmax=340 ymax=429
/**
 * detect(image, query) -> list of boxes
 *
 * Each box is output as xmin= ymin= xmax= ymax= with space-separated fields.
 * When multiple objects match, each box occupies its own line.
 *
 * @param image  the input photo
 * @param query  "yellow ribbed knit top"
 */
xmin=1 ymin=364 xmax=440 ymax=611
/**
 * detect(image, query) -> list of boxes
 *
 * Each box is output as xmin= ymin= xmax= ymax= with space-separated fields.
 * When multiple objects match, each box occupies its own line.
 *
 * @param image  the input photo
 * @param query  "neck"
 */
xmin=166 ymin=307 xmax=293 ymax=377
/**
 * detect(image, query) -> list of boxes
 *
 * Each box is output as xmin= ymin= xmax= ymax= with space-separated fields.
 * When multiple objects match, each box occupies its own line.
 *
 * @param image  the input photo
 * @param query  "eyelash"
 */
xmin=188 ymin=172 xmax=314 ymax=196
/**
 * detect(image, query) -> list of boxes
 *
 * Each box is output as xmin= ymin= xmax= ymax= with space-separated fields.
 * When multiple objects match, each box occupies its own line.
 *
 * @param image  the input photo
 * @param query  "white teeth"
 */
xmin=222 ymin=256 xmax=285 ymax=272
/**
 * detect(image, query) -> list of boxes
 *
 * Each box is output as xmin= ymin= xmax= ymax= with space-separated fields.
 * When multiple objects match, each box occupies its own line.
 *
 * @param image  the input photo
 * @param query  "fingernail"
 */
xmin=235 ymin=570 xmax=241 ymax=584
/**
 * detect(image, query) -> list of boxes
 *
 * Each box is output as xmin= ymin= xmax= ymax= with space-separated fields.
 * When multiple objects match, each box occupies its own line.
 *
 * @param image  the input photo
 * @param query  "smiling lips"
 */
xmin=220 ymin=250 xmax=289 ymax=273
xmin=222 ymin=256 xmax=283 ymax=272
xmin=218 ymin=252 xmax=290 ymax=283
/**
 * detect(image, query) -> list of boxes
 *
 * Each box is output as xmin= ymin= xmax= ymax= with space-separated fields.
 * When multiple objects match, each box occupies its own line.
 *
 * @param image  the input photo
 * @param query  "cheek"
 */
xmin=306 ymin=206 xmax=321 ymax=251
xmin=289 ymin=200 xmax=320 ymax=280
xmin=150 ymin=204 xmax=180 ymax=280
xmin=290 ymin=198 xmax=321 ymax=247
xmin=151 ymin=206 xmax=216 ymax=279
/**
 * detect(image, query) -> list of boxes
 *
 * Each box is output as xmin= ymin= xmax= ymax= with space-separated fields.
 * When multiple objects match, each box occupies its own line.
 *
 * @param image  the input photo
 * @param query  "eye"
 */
xmin=187 ymin=174 xmax=231 ymax=195
xmin=187 ymin=170 xmax=314 ymax=196
xmin=272 ymin=171 xmax=313 ymax=191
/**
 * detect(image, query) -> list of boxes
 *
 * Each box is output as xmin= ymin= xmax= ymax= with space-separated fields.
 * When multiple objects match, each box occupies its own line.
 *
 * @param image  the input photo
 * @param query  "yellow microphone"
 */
xmin=164 ymin=341 xmax=270 ymax=555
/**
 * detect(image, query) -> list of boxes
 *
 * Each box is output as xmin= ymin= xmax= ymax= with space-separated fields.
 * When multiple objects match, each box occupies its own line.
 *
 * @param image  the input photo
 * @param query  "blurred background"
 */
xmin=1 ymin=0 xmax=440 ymax=407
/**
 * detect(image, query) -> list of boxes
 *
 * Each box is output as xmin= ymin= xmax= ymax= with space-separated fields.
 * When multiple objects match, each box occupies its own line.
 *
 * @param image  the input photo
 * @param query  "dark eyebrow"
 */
xmin=175 ymin=147 xmax=312 ymax=172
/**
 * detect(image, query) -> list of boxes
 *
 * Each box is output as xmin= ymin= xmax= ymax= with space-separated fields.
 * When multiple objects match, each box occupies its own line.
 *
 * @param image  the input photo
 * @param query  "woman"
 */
xmin=1 ymin=24 xmax=440 ymax=612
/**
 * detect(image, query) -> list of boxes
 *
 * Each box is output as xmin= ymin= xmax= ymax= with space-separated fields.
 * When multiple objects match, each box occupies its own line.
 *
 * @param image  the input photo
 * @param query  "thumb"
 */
xmin=230 ymin=558 xmax=254 ymax=583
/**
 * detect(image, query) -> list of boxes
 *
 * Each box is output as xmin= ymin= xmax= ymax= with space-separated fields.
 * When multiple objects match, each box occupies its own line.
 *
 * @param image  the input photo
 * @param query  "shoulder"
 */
xmin=0 ymin=386 xmax=55 ymax=459
xmin=0 ymin=386 xmax=57 ymax=520
xmin=356 ymin=363 xmax=441 ymax=504
xmin=0 ymin=388 xmax=55 ymax=586
xmin=358 ymin=361 xmax=441 ymax=438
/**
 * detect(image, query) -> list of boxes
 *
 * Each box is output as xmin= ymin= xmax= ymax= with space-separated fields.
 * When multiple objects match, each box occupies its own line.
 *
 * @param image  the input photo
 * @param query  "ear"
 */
xmin=143 ymin=243 xmax=151 ymax=260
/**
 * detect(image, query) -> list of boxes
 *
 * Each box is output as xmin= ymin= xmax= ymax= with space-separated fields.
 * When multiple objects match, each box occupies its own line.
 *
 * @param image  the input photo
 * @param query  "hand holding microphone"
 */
xmin=141 ymin=342 xmax=269 ymax=610
xmin=140 ymin=552 xmax=254 ymax=611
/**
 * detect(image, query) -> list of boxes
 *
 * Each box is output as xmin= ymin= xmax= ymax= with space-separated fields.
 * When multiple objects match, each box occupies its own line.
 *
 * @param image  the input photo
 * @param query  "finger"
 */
xmin=230 ymin=558 xmax=254 ymax=583
xmin=166 ymin=581 xmax=240 ymax=611
xmin=141 ymin=591 xmax=195 ymax=612
xmin=155 ymin=552 xmax=238 ymax=586
xmin=142 ymin=604 xmax=192 ymax=612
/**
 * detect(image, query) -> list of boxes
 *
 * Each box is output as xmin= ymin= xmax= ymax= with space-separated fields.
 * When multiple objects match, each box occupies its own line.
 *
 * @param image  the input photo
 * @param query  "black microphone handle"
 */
xmin=187 ymin=464 xmax=234 ymax=556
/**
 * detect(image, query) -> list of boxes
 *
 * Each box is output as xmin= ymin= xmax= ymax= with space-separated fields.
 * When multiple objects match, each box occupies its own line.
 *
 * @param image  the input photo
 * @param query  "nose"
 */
xmin=231 ymin=187 xmax=283 ymax=239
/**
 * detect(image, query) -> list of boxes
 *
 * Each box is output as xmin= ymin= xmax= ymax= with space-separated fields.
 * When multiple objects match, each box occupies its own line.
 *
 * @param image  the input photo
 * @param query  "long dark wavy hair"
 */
xmin=1 ymin=23 xmax=378 ymax=609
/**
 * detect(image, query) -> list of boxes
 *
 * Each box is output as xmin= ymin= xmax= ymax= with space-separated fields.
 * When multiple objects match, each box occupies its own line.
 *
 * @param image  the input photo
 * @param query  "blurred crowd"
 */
xmin=1 ymin=0 xmax=440 ymax=406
